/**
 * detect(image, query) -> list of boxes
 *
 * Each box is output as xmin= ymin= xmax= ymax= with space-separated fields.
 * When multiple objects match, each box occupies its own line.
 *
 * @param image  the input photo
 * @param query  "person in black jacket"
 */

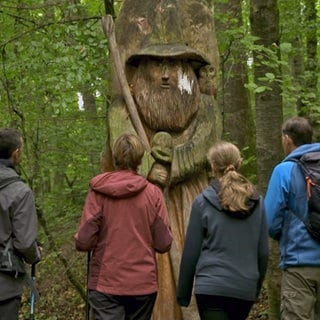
xmin=0 ymin=128 xmax=41 ymax=320
xmin=177 ymin=141 xmax=269 ymax=320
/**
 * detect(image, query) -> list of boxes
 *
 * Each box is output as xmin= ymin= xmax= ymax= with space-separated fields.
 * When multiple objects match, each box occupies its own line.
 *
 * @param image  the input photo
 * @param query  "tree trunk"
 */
xmin=278 ymin=0 xmax=304 ymax=114
xmin=215 ymin=0 xmax=256 ymax=178
xmin=106 ymin=1 xmax=221 ymax=319
xmin=104 ymin=0 xmax=115 ymax=16
xmin=301 ymin=0 xmax=318 ymax=119
xmin=250 ymin=1 xmax=283 ymax=319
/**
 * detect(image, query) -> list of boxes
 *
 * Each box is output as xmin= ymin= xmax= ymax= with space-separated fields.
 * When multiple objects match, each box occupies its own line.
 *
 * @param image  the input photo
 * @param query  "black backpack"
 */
xmin=292 ymin=152 xmax=320 ymax=242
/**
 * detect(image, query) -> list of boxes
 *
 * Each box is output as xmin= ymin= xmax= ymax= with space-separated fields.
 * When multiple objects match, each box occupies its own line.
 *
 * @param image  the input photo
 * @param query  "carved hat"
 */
xmin=126 ymin=43 xmax=210 ymax=72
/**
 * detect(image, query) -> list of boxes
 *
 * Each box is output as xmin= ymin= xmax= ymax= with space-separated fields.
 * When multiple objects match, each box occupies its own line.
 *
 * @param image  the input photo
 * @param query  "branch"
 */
xmin=0 ymin=16 xmax=101 ymax=49
xmin=102 ymin=15 xmax=151 ymax=151
xmin=0 ymin=48 xmax=24 ymax=121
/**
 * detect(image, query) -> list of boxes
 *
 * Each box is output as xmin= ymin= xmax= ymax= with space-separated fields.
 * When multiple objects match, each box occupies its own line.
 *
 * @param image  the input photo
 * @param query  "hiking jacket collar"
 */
xmin=90 ymin=170 xmax=148 ymax=199
xmin=203 ymin=178 xmax=260 ymax=219
xmin=284 ymin=142 xmax=320 ymax=161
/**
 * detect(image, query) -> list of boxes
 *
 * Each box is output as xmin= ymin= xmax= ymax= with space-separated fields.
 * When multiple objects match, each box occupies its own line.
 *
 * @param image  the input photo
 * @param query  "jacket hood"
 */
xmin=89 ymin=170 xmax=148 ymax=199
xmin=284 ymin=142 xmax=320 ymax=161
xmin=0 ymin=160 xmax=20 ymax=188
xmin=203 ymin=179 xmax=260 ymax=219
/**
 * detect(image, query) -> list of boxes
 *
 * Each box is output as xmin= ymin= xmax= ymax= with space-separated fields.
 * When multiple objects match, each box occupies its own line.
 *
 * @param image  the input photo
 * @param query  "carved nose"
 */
xmin=162 ymin=75 xmax=169 ymax=82
xmin=162 ymin=65 xmax=169 ymax=81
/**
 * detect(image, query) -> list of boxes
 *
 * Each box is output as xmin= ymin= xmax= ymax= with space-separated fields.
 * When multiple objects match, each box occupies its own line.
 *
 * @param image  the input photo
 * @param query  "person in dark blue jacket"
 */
xmin=265 ymin=116 xmax=320 ymax=320
xmin=177 ymin=141 xmax=269 ymax=320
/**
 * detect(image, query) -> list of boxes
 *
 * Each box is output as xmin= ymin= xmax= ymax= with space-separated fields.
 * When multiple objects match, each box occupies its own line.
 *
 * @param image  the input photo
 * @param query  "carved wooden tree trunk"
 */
xmin=250 ymin=1 xmax=283 ymax=320
xmin=104 ymin=1 xmax=222 ymax=319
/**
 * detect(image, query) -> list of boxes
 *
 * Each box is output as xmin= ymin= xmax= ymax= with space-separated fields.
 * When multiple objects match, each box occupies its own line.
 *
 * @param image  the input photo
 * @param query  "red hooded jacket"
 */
xmin=75 ymin=170 xmax=172 ymax=295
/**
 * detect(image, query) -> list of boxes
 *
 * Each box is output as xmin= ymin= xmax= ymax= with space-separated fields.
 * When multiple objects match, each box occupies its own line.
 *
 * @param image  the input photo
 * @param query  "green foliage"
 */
xmin=0 ymin=1 xmax=116 ymax=317
xmin=240 ymin=146 xmax=257 ymax=184
xmin=278 ymin=0 xmax=320 ymax=118
xmin=217 ymin=0 xmax=320 ymax=125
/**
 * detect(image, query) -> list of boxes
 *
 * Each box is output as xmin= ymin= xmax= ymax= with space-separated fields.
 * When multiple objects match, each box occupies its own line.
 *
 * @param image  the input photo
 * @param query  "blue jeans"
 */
xmin=88 ymin=290 xmax=157 ymax=320
xmin=0 ymin=296 xmax=21 ymax=320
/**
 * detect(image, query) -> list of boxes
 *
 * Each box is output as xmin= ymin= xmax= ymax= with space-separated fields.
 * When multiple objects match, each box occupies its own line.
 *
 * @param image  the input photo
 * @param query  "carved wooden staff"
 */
xmin=101 ymin=15 xmax=151 ymax=151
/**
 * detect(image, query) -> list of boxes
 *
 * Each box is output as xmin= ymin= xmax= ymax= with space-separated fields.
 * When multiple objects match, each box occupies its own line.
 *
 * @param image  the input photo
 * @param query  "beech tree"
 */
xmin=250 ymin=1 xmax=283 ymax=319
xmin=214 ymin=0 xmax=256 ymax=180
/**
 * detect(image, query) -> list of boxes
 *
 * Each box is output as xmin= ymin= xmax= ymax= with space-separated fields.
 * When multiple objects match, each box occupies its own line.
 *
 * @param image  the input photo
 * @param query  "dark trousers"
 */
xmin=0 ymin=296 xmax=21 ymax=320
xmin=195 ymin=294 xmax=254 ymax=320
xmin=88 ymin=290 xmax=157 ymax=320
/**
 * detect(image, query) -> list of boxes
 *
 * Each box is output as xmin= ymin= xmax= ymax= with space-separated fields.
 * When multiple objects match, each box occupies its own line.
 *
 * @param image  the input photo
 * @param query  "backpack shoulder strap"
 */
xmin=285 ymin=154 xmax=314 ymax=179
xmin=0 ymin=176 xmax=22 ymax=190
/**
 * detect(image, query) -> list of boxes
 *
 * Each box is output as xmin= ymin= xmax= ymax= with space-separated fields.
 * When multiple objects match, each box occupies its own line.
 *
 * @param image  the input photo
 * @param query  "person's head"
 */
xmin=207 ymin=141 xmax=242 ymax=178
xmin=282 ymin=116 xmax=313 ymax=155
xmin=112 ymin=133 xmax=145 ymax=171
xmin=207 ymin=141 xmax=253 ymax=212
xmin=0 ymin=128 xmax=23 ymax=165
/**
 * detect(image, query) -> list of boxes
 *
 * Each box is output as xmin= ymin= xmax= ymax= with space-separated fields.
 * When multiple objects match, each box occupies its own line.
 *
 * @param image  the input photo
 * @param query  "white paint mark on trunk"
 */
xmin=178 ymin=70 xmax=193 ymax=95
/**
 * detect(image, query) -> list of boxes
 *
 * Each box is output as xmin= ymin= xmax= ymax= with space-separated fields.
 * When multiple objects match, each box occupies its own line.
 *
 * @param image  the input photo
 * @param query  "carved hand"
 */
xmin=151 ymin=132 xmax=173 ymax=164
xmin=147 ymin=162 xmax=170 ymax=188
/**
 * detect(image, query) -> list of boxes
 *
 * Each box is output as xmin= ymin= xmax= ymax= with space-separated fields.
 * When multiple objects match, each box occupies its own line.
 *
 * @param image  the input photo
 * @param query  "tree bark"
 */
xmin=215 ymin=0 xmax=256 ymax=178
xmin=250 ymin=1 xmax=283 ymax=319
xmin=302 ymin=0 xmax=318 ymax=119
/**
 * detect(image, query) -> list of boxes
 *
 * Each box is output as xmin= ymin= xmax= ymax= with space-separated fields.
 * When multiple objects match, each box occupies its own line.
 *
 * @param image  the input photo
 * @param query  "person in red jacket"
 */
xmin=75 ymin=133 xmax=172 ymax=320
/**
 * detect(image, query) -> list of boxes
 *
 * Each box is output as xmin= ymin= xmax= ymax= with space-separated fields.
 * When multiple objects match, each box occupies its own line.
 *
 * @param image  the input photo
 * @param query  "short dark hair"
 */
xmin=0 ymin=128 xmax=23 ymax=159
xmin=282 ymin=116 xmax=313 ymax=146
xmin=112 ymin=133 xmax=145 ymax=171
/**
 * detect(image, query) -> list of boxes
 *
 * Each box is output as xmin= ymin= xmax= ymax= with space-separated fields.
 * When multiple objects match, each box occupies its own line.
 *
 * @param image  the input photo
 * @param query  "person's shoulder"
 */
xmin=194 ymin=185 xmax=218 ymax=209
xmin=5 ymin=178 xmax=32 ymax=199
xmin=145 ymin=180 xmax=163 ymax=196
xmin=273 ymin=160 xmax=295 ymax=174
xmin=267 ymin=161 xmax=295 ymax=190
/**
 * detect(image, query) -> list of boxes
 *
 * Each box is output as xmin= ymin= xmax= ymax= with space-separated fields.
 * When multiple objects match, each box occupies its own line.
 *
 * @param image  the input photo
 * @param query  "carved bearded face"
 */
xmin=131 ymin=57 xmax=200 ymax=132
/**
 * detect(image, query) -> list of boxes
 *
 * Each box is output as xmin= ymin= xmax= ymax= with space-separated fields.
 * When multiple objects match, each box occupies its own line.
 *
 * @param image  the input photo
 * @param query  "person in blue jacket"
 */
xmin=177 ymin=141 xmax=269 ymax=320
xmin=265 ymin=116 xmax=320 ymax=320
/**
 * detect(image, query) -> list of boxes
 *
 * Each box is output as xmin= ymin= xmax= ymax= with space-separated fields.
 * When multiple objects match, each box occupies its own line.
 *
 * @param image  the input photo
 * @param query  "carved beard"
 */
xmin=132 ymin=69 xmax=200 ymax=132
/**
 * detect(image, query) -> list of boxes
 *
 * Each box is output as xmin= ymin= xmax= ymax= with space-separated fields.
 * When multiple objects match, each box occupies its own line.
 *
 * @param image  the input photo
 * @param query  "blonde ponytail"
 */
xmin=219 ymin=171 xmax=253 ymax=211
xmin=207 ymin=141 xmax=254 ymax=212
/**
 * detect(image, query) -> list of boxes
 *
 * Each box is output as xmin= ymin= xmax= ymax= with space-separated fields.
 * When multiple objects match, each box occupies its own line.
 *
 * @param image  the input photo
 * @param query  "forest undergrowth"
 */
xmin=18 ymin=238 xmax=269 ymax=320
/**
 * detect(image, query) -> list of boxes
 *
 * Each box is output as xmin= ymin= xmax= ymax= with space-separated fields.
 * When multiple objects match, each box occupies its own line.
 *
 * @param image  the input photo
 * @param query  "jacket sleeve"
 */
xmin=74 ymin=189 xmax=103 ymax=252
xmin=151 ymin=188 xmax=173 ymax=253
xmin=177 ymin=197 xmax=203 ymax=307
xmin=11 ymin=186 xmax=41 ymax=265
xmin=256 ymin=198 xmax=269 ymax=298
xmin=264 ymin=163 xmax=291 ymax=240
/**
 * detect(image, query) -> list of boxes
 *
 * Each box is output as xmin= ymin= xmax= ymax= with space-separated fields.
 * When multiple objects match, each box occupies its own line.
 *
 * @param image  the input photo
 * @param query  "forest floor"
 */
xmin=18 ymin=239 xmax=270 ymax=320
xmin=248 ymin=285 xmax=269 ymax=319
xmin=19 ymin=280 xmax=269 ymax=320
